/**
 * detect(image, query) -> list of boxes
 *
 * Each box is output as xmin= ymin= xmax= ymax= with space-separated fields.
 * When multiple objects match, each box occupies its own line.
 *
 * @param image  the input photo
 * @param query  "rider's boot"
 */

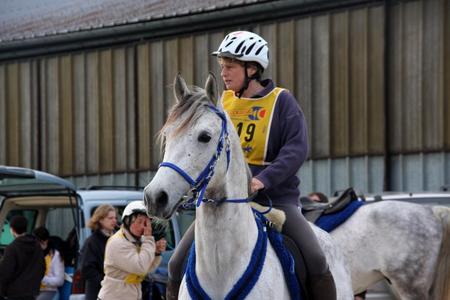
xmin=309 ymin=266 xmax=337 ymax=300
xmin=166 ymin=277 xmax=181 ymax=300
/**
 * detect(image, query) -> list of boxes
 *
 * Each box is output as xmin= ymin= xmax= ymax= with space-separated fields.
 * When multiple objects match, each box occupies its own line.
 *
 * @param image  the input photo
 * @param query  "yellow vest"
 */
xmin=222 ymin=88 xmax=284 ymax=165
xmin=40 ymin=254 xmax=52 ymax=289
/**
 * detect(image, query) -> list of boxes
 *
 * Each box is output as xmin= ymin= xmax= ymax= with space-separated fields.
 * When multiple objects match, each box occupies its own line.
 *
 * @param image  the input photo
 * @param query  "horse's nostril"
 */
xmin=157 ymin=191 xmax=168 ymax=208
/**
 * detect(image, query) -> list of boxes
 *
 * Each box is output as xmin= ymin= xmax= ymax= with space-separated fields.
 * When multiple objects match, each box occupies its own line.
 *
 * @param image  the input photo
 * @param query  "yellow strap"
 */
xmin=124 ymin=273 xmax=146 ymax=284
xmin=40 ymin=254 xmax=52 ymax=289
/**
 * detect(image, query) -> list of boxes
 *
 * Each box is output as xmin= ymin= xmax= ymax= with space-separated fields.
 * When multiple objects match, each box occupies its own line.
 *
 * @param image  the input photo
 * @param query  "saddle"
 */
xmin=301 ymin=187 xmax=359 ymax=223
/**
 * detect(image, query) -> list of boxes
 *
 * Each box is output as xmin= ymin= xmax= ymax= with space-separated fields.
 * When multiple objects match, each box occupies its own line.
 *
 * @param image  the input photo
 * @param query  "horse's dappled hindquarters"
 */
xmin=331 ymin=201 xmax=450 ymax=300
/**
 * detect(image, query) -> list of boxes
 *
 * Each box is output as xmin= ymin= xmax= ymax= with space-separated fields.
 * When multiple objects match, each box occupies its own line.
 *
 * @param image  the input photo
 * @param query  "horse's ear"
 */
xmin=205 ymin=72 xmax=218 ymax=106
xmin=174 ymin=73 xmax=190 ymax=103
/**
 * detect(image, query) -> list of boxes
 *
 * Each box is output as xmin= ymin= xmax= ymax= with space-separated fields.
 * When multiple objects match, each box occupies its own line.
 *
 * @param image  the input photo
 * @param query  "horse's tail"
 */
xmin=430 ymin=206 xmax=450 ymax=300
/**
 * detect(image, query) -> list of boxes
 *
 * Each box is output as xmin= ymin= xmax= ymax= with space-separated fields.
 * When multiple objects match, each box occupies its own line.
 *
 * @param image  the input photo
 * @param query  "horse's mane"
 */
xmin=158 ymin=86 xmax=212 ymax=148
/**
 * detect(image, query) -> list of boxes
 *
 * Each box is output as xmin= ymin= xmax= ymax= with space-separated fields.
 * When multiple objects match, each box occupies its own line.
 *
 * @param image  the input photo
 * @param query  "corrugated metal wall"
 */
xmin=39 ymin=50 xmax=138 ymax=176
xmin=0 ymin=62 xmax=39 ymax=167
xmin=0 ymin=49 xmax=139 ymax=176
xmin=388 ymin=0 xmax=450 ymax=154
xmin=249 ymin=7 xmax=386 ymax=160
xmin=390 ymin=152 xmax=450 ymax=192
xmin=1 ymin=0 xmax=449 ymax=193
xmin=300 ymin=156 xmax=385 ymax=196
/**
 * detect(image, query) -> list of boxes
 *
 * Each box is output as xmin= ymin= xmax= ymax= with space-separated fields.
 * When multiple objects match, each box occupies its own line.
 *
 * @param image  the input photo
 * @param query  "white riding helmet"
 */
xmin=122 ymin=200 xmax=147 ymax=221
xmin=212 ymin=31 xmax=269 ymax=70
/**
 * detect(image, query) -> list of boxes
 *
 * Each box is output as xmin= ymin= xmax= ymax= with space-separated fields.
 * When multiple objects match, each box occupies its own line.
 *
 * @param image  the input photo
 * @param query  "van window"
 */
xmin=162 ymin=220 xmax=175 ymax=250
xmin=0 ymin=209 xmax=37 ymax=245
xmin=46 ymin=207 xmax=76 ymax=239
xmin=177 ymin=209 xmax=195 ymax=236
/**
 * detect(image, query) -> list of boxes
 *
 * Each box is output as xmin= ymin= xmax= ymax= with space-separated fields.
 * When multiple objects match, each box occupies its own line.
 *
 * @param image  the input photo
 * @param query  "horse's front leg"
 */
xmin=178 ymin=279 xmax=191 ymax=300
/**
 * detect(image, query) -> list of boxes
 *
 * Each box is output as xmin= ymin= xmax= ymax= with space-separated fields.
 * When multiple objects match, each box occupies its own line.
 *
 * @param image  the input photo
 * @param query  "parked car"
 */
xmin=0 ymin=165 xmax=195 ymax=300
xmin=356 ymin=191 xmax=450 ymax=300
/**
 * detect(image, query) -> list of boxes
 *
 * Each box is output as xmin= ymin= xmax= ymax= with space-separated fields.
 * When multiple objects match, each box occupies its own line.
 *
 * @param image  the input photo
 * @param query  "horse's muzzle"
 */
xmin=144 ymin=188 xmax=169 ymax=218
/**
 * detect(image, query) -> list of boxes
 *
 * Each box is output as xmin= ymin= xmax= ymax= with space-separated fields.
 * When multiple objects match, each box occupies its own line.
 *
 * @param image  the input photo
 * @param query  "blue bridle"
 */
xmin=159 ymin=105 xmax=247 ymax=207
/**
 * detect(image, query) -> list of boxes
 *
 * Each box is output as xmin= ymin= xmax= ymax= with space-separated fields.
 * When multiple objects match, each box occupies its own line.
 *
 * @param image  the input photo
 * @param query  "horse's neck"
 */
xmin=194 ymin=132 xmax=258 ymax=291
xmin=195 ymin=201 xmax=257 ymax=259
xmin=195 ymin=199 xmax=258 ymax=293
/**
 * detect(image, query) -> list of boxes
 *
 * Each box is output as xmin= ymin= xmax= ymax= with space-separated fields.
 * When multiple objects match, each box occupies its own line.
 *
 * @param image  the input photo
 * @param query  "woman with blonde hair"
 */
xmin=80 ymin=204 xmax=117 ymax=300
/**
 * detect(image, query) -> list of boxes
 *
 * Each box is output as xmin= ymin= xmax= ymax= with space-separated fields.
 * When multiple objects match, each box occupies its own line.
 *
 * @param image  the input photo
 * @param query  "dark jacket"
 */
xmin=80 ymin=230 xmax=109 ymax=300
xmin=250 ymin=79 xmax=309 ymax=206
xmin=0 ymin=234 xmax=45 ymax=298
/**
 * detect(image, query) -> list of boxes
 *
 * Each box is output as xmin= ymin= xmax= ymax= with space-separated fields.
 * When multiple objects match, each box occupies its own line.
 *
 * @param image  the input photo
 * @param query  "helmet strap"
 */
xmin=122 ymin=216 xmax=132 ymax=231
xmin=236 ymin=62 xmax=253 ymax=98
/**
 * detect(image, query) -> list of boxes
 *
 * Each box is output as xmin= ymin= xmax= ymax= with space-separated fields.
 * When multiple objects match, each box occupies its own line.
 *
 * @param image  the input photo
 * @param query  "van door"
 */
xmin=0 ymin=166 xmax=81 ymax=261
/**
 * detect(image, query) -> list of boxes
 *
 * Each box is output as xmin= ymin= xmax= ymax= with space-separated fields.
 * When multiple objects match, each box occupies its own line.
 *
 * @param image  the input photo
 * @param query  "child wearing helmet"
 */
xmin=167 ymin=31 xmax=336 ymax=300
xmin=98 ymin=201 xmax=166 ymax=300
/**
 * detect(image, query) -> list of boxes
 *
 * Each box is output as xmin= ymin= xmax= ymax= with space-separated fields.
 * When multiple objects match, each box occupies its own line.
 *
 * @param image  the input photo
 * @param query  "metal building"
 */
xmin=0 ymin=0 xmax=449 ymax=195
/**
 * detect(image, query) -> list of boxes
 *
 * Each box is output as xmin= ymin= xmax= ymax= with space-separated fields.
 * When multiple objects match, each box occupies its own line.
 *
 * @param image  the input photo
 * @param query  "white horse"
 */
xmin=328 ymin=199 xmax=450 ymax=300
xmin=144 ymin=74 xmax=353 ymax=299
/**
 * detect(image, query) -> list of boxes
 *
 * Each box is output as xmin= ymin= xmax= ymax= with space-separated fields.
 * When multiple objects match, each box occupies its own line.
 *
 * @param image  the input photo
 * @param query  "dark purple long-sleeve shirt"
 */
xmin=250 ymin=79 xmax=309 ymax=206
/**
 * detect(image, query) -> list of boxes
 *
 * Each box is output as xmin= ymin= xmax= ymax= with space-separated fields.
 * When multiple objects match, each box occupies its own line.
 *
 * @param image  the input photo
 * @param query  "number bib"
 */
xmin=222 ymin=87 xmax=284 ymax=165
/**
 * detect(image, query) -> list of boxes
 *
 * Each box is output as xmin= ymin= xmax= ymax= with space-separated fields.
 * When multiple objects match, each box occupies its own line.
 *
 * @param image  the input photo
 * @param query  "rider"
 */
xmin=166 ymin=31 xmax=336 ymax=300
xmin=98 ymin=201 xmax=165 ymax=300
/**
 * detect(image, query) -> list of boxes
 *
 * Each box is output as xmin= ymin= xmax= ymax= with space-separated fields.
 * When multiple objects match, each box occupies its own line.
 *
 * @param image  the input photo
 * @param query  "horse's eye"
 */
xmin=198 ymin=132 xmax=212 ymax=143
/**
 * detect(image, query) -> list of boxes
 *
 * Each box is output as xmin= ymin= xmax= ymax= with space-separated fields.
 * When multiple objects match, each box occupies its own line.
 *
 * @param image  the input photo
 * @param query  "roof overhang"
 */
xmin=0 ymin=0 xmax=383 ymax=62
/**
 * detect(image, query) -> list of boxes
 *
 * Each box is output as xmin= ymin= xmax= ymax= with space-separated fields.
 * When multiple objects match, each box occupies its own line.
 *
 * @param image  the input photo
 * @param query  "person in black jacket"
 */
xmin=0 ymin=215 xmax=45 ymax=300
xmin=79 ymin=204 xmax=117 ymax=300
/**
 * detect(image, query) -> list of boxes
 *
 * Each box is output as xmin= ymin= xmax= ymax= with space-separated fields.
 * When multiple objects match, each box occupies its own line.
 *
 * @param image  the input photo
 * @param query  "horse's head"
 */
xmin=144 ymin=73 xmax=232 ymax=219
